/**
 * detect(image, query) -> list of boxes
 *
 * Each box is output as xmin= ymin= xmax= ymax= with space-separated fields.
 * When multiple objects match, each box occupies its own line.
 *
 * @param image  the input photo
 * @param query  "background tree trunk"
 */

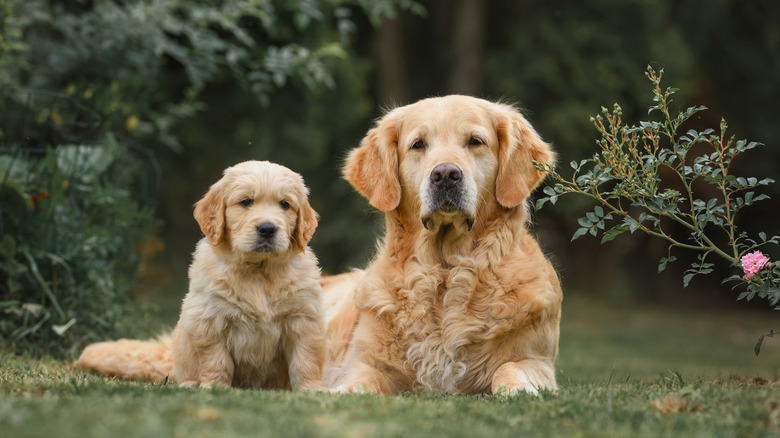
xmin=375 ymin=18 xmax=411 ymax=105
xmin=447 ymin=0 xmax=485 ymax=94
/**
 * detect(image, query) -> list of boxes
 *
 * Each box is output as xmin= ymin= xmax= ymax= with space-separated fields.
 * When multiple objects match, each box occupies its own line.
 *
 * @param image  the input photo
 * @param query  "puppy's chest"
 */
xmin=225 ymin=311 xmax=282 ymax=367
xmin=218 ymin=287 xmax=297 ymax=365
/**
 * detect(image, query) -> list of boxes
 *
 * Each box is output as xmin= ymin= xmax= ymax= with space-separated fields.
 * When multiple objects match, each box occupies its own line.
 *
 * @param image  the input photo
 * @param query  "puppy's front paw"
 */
xmin=298 ymin=383 xmax=325 ymax=392
xmin=199 ymin=380 xmax=230 ymax=389
xmin=178 ymin=380 xmax=199 ymax=388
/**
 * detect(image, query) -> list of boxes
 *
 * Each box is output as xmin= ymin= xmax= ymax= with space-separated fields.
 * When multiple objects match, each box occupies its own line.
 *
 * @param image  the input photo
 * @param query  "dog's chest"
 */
xmin=392 ymin=270 xmax=497 ymax=393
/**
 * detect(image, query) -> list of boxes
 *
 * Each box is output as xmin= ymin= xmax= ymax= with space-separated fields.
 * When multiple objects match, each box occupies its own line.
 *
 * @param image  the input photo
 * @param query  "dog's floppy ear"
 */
xmin=343 ymin=111 xmax=402 ymax=212
xmin=293 ymin=194 xmax=319 ymax=252
xmin=193 ymin=177 xmax=227 ymax=246
xmin=494 ymin=105 xmax=555 ymax=208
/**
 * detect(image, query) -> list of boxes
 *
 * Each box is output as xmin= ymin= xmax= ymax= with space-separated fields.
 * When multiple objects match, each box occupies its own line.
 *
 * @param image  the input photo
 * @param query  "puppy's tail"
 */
xmin=73 ymin=335 xmax=175 ymax=383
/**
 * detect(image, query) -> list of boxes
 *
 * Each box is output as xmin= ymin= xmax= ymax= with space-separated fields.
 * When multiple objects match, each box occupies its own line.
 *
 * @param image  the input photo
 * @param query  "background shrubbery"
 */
xmin=0 ymin=88 xmax=160 ymax=356
xmin=0 ymin=0 xmax=411 ymax=355
xmin=1 ymin=0 xmax=778 ymax=356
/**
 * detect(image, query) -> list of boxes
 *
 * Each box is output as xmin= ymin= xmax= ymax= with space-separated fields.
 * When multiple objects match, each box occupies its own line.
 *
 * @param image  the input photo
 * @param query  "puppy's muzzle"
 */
xmin=254 ymin=222 xmax=277 ymax=251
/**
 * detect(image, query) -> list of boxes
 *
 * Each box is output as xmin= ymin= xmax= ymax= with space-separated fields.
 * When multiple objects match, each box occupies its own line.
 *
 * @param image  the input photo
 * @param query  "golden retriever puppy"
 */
xmin=75 ymin=161 xmax=325 ymax=390
xmin=322 ymin=95 xmax=562 ymax=395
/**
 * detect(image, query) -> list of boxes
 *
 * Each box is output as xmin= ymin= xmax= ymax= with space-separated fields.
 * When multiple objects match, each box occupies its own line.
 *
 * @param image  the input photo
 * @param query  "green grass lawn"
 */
xmin=2 ymin=295 xmax=778 ymax=438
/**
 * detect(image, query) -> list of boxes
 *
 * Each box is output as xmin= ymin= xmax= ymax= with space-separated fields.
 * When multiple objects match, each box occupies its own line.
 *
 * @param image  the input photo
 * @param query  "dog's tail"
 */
xmin=73 ymin=335 xmax=175 ymax=383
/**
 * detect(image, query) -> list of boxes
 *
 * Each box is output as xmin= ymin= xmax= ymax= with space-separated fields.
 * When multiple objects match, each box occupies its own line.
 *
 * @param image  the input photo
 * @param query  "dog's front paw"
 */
xmin=490 ymin=360 xmax=556 ymax=397
xmin=330 ymin=383 xmax=372 ymax=394
xmin=492 ymin=383 xmax=538 ymax=398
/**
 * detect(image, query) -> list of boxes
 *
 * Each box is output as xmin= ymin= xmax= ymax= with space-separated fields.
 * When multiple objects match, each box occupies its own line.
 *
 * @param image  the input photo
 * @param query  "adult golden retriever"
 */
xmin=322 ymin=95 xmax=561 ymax=395
xmin=75 ymin=161 xmax=324 ymax=390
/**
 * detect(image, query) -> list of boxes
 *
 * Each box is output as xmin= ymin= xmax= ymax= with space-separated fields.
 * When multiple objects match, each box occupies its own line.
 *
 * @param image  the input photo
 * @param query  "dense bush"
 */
xmin=0 ymin=141 xmax=158 ymax=357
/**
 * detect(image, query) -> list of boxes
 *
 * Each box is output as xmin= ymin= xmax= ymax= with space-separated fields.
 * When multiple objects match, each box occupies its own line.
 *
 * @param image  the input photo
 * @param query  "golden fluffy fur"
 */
xmin=322 ymin=95 xmax=562 ymax=395
xmin=74 ymin=161 xmax=325 ymax=390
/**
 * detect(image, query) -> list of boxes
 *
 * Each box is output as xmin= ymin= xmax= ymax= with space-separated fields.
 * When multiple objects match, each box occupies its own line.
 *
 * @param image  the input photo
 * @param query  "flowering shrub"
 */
xmin=535 ymin=66 xmax=778 ymax=353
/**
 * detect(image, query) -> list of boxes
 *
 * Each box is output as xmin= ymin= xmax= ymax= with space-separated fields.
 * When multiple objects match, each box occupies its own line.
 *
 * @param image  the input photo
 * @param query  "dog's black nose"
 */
xmin=257 ymin=223 xmax=277 ymax=239
xmin=430 ymin=163 xmax=463 ymax=188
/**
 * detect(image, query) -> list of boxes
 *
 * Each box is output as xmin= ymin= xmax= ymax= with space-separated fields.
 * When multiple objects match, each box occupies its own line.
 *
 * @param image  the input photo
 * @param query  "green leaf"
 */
xmin=623 ymin=216 xmax=639 ymax=233
xmin=755 ymin=335 xmax=764 ymax=356
xmin=658 ymin=256 xmax=677 ymax=273
xmin=683 ymin=273 xmax=695 ymax=288
xmin=0 ymin=235 xmax=16 ymax=259
xmin=571 ymin=228 xmax=589 ymax=242
xmin=600 ymin=228 xmax=623 ymax=244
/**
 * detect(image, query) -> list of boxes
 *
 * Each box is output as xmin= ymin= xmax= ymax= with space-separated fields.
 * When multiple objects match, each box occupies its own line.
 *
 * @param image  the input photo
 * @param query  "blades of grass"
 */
xmin=11 ymin=312 xmax=51 ymax=341
xmin=605 ymin=363 xmax=617 ymax=387
xmin=21 ymin=249 xmax=66 ymax=320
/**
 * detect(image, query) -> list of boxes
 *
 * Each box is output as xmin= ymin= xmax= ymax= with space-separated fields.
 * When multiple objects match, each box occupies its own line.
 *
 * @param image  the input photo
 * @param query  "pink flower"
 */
xmin=741 ymin=251 xmax=770 ymax=280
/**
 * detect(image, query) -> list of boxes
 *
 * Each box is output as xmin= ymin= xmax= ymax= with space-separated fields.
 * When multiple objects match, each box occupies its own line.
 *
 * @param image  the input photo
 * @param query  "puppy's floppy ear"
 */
xmin=293 ymin=194 xmax=319 ymax=252
xmin=494 ymin=105 xmax=555 ymax=208
xmin=343 ymin=111 xmax=402 ymax=212
xmin=193 ymin=178 xmax=227 ymax=246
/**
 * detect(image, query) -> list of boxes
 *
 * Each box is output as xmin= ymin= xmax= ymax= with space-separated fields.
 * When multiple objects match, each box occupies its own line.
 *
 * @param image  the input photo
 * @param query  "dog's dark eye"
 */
xmin=467 ymin=137 xmax=484 ymax=147
xmin=240 ymin=199 xmax=253 ymax=208
xmin=279 ymin=200 xmax=290 ymax=210
xmin=411 ymin=140 xmax=426 ymax=151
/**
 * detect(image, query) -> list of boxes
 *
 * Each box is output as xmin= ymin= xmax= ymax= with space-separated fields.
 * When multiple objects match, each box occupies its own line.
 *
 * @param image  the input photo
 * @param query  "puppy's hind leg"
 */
xmin=171 ymin=327 xmax=201 ymax=387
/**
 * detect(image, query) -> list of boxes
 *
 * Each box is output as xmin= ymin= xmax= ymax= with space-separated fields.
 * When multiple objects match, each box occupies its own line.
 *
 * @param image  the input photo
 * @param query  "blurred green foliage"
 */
xmin=0 ymin=143 xmax=158 ymax=356
xmin=0 ymin=0 xmax=413 ymax=354
xmin=2 ymin=0 xmax=779 ymax=339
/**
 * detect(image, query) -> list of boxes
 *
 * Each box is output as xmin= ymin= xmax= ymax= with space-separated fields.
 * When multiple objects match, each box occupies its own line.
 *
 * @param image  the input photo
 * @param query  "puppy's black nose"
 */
xmin=257 ymin=223 xmax=277 ymax=239
xmin=430 ymin=163 xmax=463 ymax=188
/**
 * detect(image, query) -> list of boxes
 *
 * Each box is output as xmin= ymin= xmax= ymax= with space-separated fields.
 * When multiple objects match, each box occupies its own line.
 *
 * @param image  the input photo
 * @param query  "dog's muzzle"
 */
xmin=422 ymin=163 xmax=474 ymax=232
xmin=253 ymin=222 xmax=278 ymax=252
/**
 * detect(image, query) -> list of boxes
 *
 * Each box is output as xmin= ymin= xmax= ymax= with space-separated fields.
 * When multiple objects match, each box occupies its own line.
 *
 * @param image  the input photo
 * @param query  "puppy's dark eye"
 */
xmin=467 ymin=137 xmax=484 ymax=147
xmin=411 ymin=140 xmax=426 ymax=151
xmin=280 ymin=200 xmax=290 ymax=210
xmin=240 ymin=199 xmax=253 ymax=208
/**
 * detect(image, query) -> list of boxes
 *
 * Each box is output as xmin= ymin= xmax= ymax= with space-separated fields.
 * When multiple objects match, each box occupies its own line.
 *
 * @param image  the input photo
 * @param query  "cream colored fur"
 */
xmin=322 ymin=95 xmax=562 ymax=395
xmin=74 ymin=161 xmax=325 ymax=390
